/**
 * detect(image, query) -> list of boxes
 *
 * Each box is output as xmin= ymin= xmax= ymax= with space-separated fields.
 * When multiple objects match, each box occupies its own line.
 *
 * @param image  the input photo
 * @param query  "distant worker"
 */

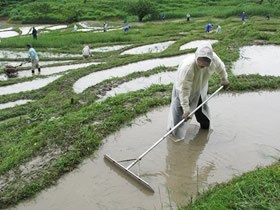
xmin=242 ymin=12 xmax=246 ymax=24
xmin=103 ymin=22 xmax=108 ymax=32
xmin=74 ymin=24 xmax=78 ymax=31
xmin=206 ymin=24 xmax=213 ymax=33
xmin=82 ymin=45 xmax=92 ymax=58
xmin=186 ymin=13 xmax=190 ymax=21
xmin=124 ymin=25 xmax=130 ymax=32
xmin=161 ymin=12 xmax=166 ymax=20
xmin=26 ymin=44 xmax=40 ymax=74
xmin=216 ymin=25 xmax=221 ymax=33
xmin=32 ymin=27 xmax=37 ymax=40
xmin=266 ymin=14 xmax=270 ymax=20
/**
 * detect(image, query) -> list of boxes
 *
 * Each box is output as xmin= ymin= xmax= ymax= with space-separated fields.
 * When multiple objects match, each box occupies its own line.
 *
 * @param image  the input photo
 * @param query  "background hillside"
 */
xmin=1 ymin=0 xmax=280 ymax=23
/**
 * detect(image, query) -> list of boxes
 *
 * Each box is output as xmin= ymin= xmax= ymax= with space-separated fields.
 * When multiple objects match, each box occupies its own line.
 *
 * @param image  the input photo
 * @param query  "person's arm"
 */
xmin=178 ymin=65 xmax=194 ymax=115
xmin=213 ymin=54 xmax=229 ymax=86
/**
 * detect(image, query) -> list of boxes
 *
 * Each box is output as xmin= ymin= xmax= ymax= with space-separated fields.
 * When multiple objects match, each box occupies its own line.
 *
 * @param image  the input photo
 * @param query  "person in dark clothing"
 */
xmin=32 ymin=27 xmax=37 ymax=40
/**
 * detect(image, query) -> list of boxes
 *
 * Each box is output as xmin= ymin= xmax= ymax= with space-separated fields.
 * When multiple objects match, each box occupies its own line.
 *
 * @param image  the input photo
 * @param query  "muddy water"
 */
xmin=73 ymin=54 xmax=192 ymax=93
xmin=99 ymin=71 xmax=176 ymax=101
xmin=0 ymin=99 xmax=33 ymax=110
xmin=14 ymin=91 xmax=280 ymax=210
xmin=232 ymin=45 xmax=280 ymax=76
xmin=120 ymin=41 xmax=175 ymax=55
xmin=179 ymin=40 xmax=218 ymax=50
xmin=0 ymin=75 xmax=62 ymax=96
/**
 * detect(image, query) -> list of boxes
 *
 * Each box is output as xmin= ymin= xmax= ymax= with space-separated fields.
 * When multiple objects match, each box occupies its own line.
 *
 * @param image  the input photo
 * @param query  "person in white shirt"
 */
xmin=216 ymin=25 xmax=221 ymax=33
xmin=82 ymin=45 xmax=92 ymax=58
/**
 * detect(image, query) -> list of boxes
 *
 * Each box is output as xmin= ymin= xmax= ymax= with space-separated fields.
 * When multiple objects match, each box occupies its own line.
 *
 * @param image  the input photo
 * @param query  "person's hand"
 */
xmin=182 ymin=112 xmax=192 ymax=121
xmin=221 ymin=79 xmax=230 ymax=90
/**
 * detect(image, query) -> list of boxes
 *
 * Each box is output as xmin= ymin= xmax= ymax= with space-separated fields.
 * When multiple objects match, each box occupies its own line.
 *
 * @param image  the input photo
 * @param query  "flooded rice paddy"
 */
xmin=92 ymin=45 xmax=131 ymax=52
xmin=0 ymin=60 xmax=75 ymax=68
xmin=232 ymin=45 xmax=280 ymax=76
xmin=19 ymin=25 xmax=51 ymax=35
xmin=9 ymin=62 xmax=99 ymax=79
xmin=99 ymin=71 xmax=176 ymax=101
xmin=179 ymin=40 xmax=218 ymax=50
xmin=0 ymin=50 xmax=80 ymax=59
xmin=73 ymin=54 xmax=191 ymax=93
xmin=0 ymin=27 xmax=13 ymax=32
xmin=0 ymin=62 xmax=99 ymax=81
xmin=45 ymin=25 xmax=68 ymax=30
xmin=0 ymin=99 xmax=33 ymax=110
xmin=0 ymin=31 xmax=19 ymax=38
xmin=0 ymin=75 xmax=62 ymax=96
xmin=14 ymin=91 xmax=280 ymax=210
xmin=120 ymin=41 xmax=175 ymax=55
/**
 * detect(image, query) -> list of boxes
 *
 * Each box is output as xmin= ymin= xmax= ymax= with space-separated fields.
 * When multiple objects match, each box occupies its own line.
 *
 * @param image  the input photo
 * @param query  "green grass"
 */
xmin=183 ymin=162 xmax=280 ymax=210
xmin=2 ymin=0 xmax=280 ymax=23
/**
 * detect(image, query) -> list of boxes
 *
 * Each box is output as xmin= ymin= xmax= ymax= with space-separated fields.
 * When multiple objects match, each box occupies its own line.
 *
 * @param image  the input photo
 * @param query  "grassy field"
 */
xmin=183 ymin=162 xmax=280 ymax=210
xmin=0 ymin=2 xmax=280 ymax=209
xmin=1 ymin=0 xmax=280 ymax=23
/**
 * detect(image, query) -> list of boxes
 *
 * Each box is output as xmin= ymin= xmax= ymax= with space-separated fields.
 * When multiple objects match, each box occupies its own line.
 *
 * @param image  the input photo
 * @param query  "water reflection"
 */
xmin=0 ymin=27 xmax=13 ymax=32
xmin=0 ymin=31 xmax=19 ymax=38
xmin=19 ymin=25 xmax=50 ymax=35
xmin=46 ymin=25 xmax=68 ymax=30
xmin=18 ymin=62 xmax=100 ymax=78
xmin=0 ymin=62 xmax=99 ymax=81
xmin=179 ymin=40 xmax=218 ymax=50
xmin=0 ymin=50 xmax=80 ymax=59
xmin=0 ymin=75 xmax=62 ymax=96
xmin=121 ymin=41 xmax=175 ymax=55
xmin=232 ymin=45 xmax=280 ymax=76
xmin=73 ymin=54 xmax=192 ymax=93
xmin=92 ymin=45 xmax=131 ymax=52
xmin=166 ymin=126 xmax=212 ymax=206
xmin=0 ymin=99 xmax=33 ymax=110
xmin=99 ymin=71 xmax=176 ymax=101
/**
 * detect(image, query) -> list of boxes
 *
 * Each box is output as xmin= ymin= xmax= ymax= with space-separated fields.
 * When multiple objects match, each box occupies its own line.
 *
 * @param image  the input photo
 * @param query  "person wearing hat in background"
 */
xmin=26 ymin=43 xmax=40 ymax=74
xmin=167 ymin=43 xmax=229 ymax=134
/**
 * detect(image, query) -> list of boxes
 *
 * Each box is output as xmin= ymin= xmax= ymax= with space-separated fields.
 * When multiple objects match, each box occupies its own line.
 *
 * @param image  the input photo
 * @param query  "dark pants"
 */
xmin=195 ymin=97 xmax=210 ymax=129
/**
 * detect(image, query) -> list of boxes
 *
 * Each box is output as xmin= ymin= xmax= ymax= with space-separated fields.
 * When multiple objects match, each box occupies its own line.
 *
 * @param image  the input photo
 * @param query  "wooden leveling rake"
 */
xmin=104 ymin=86 xmax=224 ymax=193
